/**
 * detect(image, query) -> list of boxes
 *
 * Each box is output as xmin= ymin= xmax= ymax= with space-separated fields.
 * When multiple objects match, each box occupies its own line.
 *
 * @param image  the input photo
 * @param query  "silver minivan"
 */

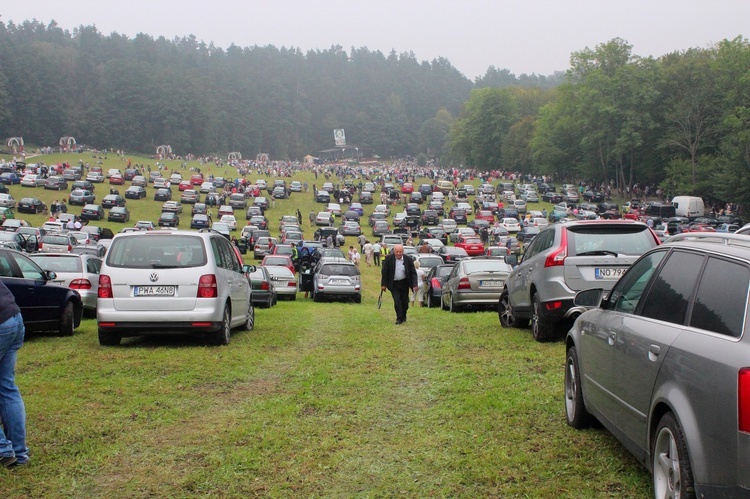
xmin=97 ymin=230 xmax=254 ymax=346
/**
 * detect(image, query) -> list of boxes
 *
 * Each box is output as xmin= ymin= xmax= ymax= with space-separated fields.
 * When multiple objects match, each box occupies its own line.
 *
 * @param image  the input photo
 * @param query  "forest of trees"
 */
xmin=1 ymin=21 xmax=749 ymax=204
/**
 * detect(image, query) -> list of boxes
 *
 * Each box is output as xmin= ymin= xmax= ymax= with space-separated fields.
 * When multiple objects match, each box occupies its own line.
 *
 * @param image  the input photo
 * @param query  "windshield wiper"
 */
xmin=576 ymin=250 xmax=619 ymax=257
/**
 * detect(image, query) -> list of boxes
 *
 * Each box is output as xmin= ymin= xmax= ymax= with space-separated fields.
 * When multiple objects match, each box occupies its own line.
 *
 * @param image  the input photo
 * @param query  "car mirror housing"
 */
xmin=574 ymin=288 xmax=604 ymax=308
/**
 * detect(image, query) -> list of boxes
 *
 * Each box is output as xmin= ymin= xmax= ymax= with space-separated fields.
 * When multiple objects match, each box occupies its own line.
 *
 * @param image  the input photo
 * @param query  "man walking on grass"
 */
xmin=381 ymin=244 xmax=418 ymax=325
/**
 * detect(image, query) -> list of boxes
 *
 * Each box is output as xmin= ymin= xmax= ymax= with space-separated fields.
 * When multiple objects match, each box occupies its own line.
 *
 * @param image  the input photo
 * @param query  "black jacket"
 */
xmin=381 ymin=252 xmax=418 ymax=290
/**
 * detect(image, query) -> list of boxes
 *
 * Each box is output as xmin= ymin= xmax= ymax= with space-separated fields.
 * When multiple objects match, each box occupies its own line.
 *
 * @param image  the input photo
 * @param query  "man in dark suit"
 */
xmin=381 ymin=244 xmax=418 ymax=324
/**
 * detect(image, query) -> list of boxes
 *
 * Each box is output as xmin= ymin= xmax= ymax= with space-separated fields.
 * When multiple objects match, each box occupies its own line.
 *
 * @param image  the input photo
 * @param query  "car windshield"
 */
xmin=463 ymin=260 xmax=509 ymax=274
xmin=106 ymin=235 xmax=206 ymax=268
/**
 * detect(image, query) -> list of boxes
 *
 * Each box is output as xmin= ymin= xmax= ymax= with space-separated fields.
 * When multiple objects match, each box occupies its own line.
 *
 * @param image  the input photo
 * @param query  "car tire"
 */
xmin=565 ymin=346 xmax=594 ymax=429
xmin=98 ymin=328 xmax=121 ymax=346
xmin=449 ymin=293 xmax=460 ymax=313
xmin=210 ymin=305 xmax=231 ymax=346
xmin=244 ymin=301 xmax=255 ymax=331
xmin=653 ymin=412 xmax=695 ymax=499
xmin=531 ymin=293 xmax=557 ymax=342
xmin=59 ymin=302 xmax=75 ymax=336
xmin=313 ymin=291 xmax=322 ymax=303
xmin=354 ymin=295 xmax=361 ymax=304
xmin=498 ymin=290 xmax=528 ymax=328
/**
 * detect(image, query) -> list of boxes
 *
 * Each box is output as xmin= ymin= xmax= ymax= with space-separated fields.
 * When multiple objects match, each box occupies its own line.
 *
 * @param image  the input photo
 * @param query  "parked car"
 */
xmin=30 ymin=253 xmax=102 ymax=314
xmin=124 ymin=186 xmax=147 ymax=199
xmin=423 ymin=263 xmax=455 ymax=308
xmin=244 ymin=264 xmax=277 ymax=308
xmin=17 ymin=197 xmax=46 ymax=214
xmin=436 ymin=245 xmax=469 ymax=264
xmin=108 ymin=206 xmax=131 ymax=223
xmin=498 ymin=220 xmax=661 ymax=341
xmin=264 ymin=265 xmax=297 ymax=299
xmin=440 ymin=256 xmax=512 ymax=312
xmin=190 ymin=214 xmax=210 ymax=229
xmin=21 ymin=174 xmax=45 ymax=187
xmin=311 ymin=258 xmax=361 ymax=303
xmin=69 ymin=189 xmax=95 ymax=206
xmin=158 ymin=211 xmax=180 ymax=227
xmin=44 ymin=176 xmax=68 ymax=190
xmin=154 ymin=188 xmax=172 ymax=201
xmin=101 ymin=194 xmax=126 ymax=209
xmin=0 ymin=193 xmax=17 ymax=209
xmin=565 ymin=232 xmax=750 ymax=497
xmin=0 ymin=247 xmax=83 ymax=334
xmin=80 ymin=204 xmax=105 ymax=221
xmin=97 ymin=230 xmax=254 ymax=345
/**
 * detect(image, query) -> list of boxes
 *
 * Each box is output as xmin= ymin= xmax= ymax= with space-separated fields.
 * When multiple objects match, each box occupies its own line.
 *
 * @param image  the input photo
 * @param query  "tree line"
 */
xmin=452 ymin=37 xmax=750 ymax=204
xmin=1 ymin=21 xmax=747 ymax=204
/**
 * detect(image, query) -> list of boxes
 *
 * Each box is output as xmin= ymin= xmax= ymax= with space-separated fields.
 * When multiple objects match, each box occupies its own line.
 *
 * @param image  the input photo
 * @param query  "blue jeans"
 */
xmin=0 ymin=312 xmax=28 ymax=464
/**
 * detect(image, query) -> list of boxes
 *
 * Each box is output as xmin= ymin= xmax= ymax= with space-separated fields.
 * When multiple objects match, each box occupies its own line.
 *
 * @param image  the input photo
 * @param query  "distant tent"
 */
xmin=304 ymin=155 xmax=317 ymax=164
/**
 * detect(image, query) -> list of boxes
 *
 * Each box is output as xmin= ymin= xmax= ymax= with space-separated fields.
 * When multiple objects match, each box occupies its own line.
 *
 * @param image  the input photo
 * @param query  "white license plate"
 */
xmin=595 ymin=267 xmax=626 ymax=280
xmin=134 ymin=285 xmax=175 ymax=296
xmin=480 ymin=280 xmax=502 ymax=287
xmin=331 ymin=279 xmax=349 ymax=284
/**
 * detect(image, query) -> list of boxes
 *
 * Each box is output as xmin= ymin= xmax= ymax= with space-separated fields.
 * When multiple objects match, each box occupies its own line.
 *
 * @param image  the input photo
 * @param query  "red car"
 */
xmin=190 ymin=174 xmax=204 ymax=185
xmin=475 ymin=210 xmax=495 ymax=223
xmin=454 ymin=236 xmax=485 ymax=256
xmin=178 ymin=180 xmax=192 ymax=191
xmin=261 ymin=254 xmax=295 ymax=274
xmin=109 ymin=175 xmax=124 ymax=185
xmin=401 ymin=182 xmax=414 ymax=194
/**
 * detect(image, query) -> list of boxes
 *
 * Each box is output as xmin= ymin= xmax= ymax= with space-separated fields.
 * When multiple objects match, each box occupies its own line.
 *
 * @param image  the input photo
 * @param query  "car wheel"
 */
xmin=313 ymin=291 xmax=323 ymax=303
xmin=59 ymin=302 xmax=75 ymax=336
xmin=449 ymin=293 xmax=460 ymax=313
xmin=210 ymin=305 xmax=231 ymax=346
xmin=565 ymin=346 xmax=594 ymax=429
xmin=244 ymin=301 xmax=255 ymax=331
xmin=653 ymin=412 xmax=695 ymax=499
xmin=354 ymin=294 xmax=361 ymax=304
xmin=98 ymin=328 xmax=121 ymax=346
xmin=531 ymin=293 xmax=557 ymax=342
xmin=498 ymin=290 xmax=528 ymax=328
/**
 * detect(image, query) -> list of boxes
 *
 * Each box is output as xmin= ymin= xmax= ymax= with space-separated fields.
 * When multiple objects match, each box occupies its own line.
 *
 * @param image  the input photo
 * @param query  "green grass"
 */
xmin=0 ymin=153 xmax=651 ymax=496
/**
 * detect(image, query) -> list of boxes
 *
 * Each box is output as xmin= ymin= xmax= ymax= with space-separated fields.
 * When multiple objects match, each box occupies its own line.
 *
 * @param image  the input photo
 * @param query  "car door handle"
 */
xmin=608 ymin=332 xmax=616 ymax=346
xmin=648 ymin=344 xmax=661 ymax=362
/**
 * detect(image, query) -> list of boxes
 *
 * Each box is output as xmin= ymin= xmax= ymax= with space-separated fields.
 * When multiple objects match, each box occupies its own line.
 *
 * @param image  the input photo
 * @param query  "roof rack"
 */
xmin=666 ymin=232 xmax=750 ymax=249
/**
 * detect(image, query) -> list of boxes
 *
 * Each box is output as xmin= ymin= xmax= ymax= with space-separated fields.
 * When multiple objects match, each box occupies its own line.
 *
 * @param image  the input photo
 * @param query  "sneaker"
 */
xmin=0 ymin=455 xmax=17 ymax=468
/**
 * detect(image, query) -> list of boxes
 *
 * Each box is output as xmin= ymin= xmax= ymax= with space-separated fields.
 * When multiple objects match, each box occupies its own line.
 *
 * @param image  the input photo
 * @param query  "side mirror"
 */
xmin=574 ymin=288 xmax=604 ymax=308
xmin=242 ymin=264 xmax=257 ymax=274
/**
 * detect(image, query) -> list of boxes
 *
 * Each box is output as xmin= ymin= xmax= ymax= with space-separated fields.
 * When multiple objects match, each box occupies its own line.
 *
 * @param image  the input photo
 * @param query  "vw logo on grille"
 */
xmin=150 ymin=272 xmax=159 ymax=282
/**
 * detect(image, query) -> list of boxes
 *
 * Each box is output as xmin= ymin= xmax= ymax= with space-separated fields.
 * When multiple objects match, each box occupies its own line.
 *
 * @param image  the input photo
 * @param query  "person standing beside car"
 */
xmin=381 ymin=244 xmax=418 ymax=325
xmin=0 ymin=280 xmax=29 ymax=468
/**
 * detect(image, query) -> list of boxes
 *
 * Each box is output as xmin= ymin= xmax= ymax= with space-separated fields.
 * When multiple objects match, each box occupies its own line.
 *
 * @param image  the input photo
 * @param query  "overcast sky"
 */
xmin=3 ymin=1 xmax=748 ymax=79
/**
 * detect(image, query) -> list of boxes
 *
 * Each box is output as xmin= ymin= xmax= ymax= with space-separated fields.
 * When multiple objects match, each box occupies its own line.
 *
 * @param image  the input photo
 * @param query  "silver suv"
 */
xmin=498 ymin=220 xmax=660 ymax=341
xmin=311 ymin=258 xmax=361 ymax=303
xmin=97 ymin=230 xmax=254 ymax=346
xmin=565 ymin=232 xmax=750 ymax=496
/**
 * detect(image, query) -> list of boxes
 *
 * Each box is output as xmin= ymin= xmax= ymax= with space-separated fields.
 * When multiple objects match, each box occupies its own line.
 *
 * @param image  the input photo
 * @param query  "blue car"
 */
xmin=0 ymin=248 xmax=83 ymax=335
xmin=0 ymin=172 xmax=21 ymax=185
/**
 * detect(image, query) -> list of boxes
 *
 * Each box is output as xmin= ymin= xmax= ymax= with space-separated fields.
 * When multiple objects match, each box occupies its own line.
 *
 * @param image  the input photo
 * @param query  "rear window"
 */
xmin=568 ymin=226 xmax=658 ymax=256
xmin=320 ymin=264 xmax=359 ymax=276
xmin=42 ymin=235 xmax=70 ymax=245
xmin=32 ymin=256 xmax=82 ymax=272
xmin=106 ymin=235 xmax=207 ymax=268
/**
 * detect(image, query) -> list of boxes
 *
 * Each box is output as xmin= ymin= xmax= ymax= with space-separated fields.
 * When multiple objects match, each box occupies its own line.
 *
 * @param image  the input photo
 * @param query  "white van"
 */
xmin=671 ymin=196 xmax=705 ymax=219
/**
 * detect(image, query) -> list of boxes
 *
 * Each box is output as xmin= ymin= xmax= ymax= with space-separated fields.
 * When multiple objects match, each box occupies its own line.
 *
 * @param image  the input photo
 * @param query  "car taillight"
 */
xmin=197 ymin=274 xmax=218 ymax=298
xmin=67 ymin=244 xmax=72 ymax=252
xmin=260 ymin=281 xmax=269 ymax=291
xmin=457 ymin=277 xmax=471 ymax=290
xmin=544 ymin=228 xmax=568 ymax=267
xmin=739 ymin=368 xmax=750 ymax=433
xmin=431 ymin=278 xmax=442 ymax=289
xmin=287 ymin=281 xmax=296 ymax=287
xmin=69 ymin=278 xmax=92 ymax=290
xmin=98 ymin=275 xmax=112 ymax=298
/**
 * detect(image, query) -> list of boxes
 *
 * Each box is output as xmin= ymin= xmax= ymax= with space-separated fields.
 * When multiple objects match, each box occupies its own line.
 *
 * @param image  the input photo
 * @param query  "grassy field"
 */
xmin=0 ymin=152 xmax=651 ymax=497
